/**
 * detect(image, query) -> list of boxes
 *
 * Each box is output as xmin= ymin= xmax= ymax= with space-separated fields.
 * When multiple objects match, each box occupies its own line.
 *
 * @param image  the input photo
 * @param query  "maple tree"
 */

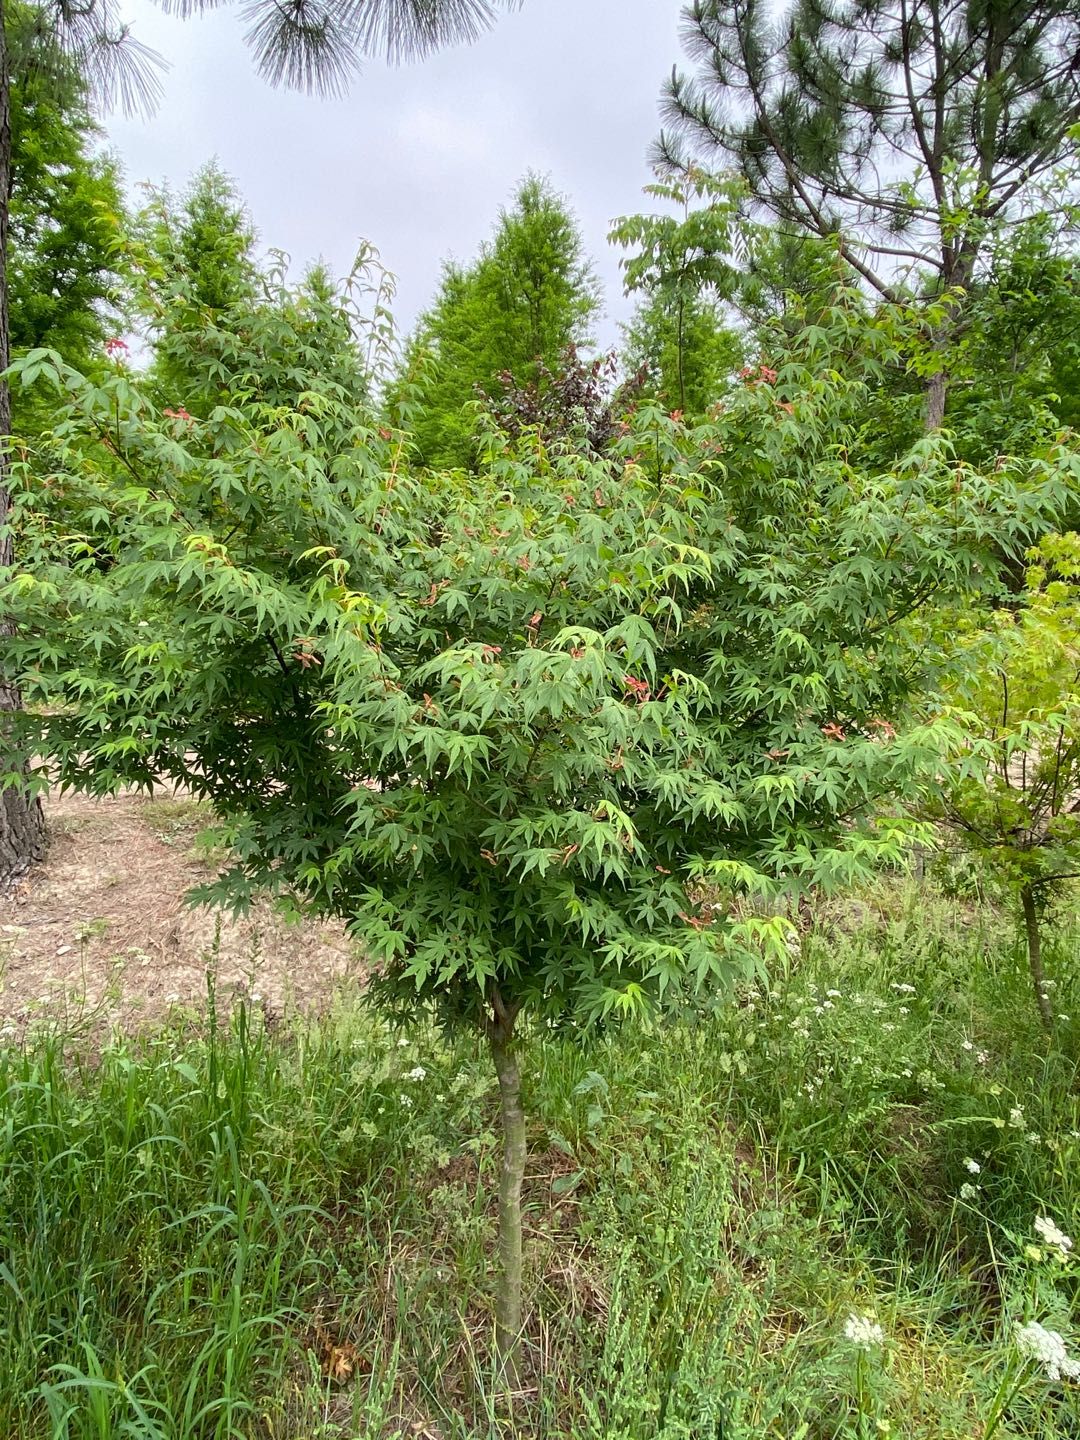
xmin=3 ymin=286 xmax=1071 ymax=1368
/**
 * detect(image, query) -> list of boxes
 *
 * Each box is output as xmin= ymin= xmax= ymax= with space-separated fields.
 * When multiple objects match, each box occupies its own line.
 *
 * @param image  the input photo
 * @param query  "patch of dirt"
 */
xmin=0 ymin=788 xmax=361 ymax=1038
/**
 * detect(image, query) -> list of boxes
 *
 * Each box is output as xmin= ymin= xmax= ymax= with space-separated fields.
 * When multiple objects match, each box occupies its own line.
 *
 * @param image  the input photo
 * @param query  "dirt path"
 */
xmin=0 ymin=789 xmax=360 ymax=1039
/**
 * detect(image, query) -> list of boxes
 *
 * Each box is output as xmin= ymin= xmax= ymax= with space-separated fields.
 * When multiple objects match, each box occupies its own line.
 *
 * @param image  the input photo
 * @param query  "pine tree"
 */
xmin=660 ymin=0 xmax=1080 ymax=426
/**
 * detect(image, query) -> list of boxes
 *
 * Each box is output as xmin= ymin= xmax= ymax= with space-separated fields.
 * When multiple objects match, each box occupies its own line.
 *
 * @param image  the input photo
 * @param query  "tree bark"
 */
xmin=0 ymin=0 xmax=46 ymax=889
xmin=675 ymin=288 xmax=686 ymax=414
xmin=486 ymin=993 xmax=525 ymax=1385
xmin=925 ymin=369 xmax=947 ymax=431
xmin=1020 ymin=884 xmax=1053 ymax=1031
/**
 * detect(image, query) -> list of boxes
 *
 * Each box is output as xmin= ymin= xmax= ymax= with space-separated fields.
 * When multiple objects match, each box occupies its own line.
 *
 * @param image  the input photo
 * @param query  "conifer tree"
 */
xmin=621 ymin=288 xmax=742 ymax=416
xmin=403 ymin=174 xmax=601 ymax=469
xmin=660 ymin=0 xmax=1080 ymax=426
xmin=8 ymin=17 xmax=125 ymax=379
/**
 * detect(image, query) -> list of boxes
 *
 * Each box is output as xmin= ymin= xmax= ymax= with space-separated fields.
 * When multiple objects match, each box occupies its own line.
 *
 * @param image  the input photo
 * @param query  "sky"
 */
xmin=104 ymin=1 xmax=692 ymax=349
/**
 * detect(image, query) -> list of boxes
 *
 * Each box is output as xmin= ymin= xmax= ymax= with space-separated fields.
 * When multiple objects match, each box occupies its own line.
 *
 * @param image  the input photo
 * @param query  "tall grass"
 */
xmin=0 ymin=884 xmax=1078 ymax=1437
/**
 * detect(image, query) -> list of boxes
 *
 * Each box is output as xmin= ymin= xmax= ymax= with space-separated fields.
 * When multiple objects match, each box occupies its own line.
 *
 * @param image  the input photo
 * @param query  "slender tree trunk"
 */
xmin=675 ymin=288 xmax=686 ymax=414
xmin=924 ymin=248 xmax=978 ymax=433
xmin=486 ymin=995 xmax=526 ymax=1385
xmin=1020 ymin=885 xmax=1053 ymax=1031
xmin=0 ymin=0 xmax=46 ymax=889
xmin=925 ymin=369 xmax=947 ymax=431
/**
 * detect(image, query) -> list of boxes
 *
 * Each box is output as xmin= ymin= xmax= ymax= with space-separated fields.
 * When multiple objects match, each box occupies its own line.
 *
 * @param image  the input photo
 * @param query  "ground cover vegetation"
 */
xmin=0 ymin=899 xmax=1077 ymax=1438
xmin=2 ymin=0 xmax=1080 ymax=1434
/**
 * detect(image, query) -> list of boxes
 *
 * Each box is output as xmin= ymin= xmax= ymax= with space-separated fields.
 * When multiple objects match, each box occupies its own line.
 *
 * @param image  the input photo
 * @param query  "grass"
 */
xmin=0 ymin=883 xmax=1078 ymax=1438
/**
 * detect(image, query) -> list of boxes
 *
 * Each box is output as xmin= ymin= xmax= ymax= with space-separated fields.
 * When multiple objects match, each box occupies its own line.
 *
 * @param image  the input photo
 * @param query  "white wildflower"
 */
xmin=1009 ymin=1106 xmax=1025 ymax=1128
xmin=976 ymin=1050 xmax=989 ymax=1065
xmin=963 ymin=1158 xmax=981 ymax=1174
xmin=961 ymin=1040 xmax=974 ymax=1052
xmin=1026 ymin=1132 xmax=1042 ymax=1146
xmin=959 ymin=1183 xmax=980 ymax=1200
xmin=1016 ymin=1322 xmax=1080 ymax=1382
xmin=899 ymin=1006 xmax=909 ymax=1015
xmin=397 ymin=1037 xmax=410 ymax=1048
xmin=400 ymin=1094 xmax=413 ymax=1110
xmin=1034 ymin=1216 xmax=1073 ymax=1258
xmin=406 ymin=1065 xmax=427 ymax=1082
xmin=891 ymin=983 xmax=916 ymax=994
xmin=826 ymin=989 xmax=842 ymax=998
xmin=843 ymin=1313 xmax=885 ymax=1350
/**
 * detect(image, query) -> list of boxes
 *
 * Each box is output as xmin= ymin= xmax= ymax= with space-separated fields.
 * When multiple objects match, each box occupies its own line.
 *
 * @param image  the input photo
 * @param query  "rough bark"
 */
xmin=1021 ymin=884 xmax=1053 ymax=1031
xmin=925 ymin=368 xmax=947 ymax=431
xmin=486 ymin=991 xmax=525 ymax=1384
xmin=0 ymin=0 xmax=46 ymax=889
xmin=924 ymin=249 xmax=977 ymax=432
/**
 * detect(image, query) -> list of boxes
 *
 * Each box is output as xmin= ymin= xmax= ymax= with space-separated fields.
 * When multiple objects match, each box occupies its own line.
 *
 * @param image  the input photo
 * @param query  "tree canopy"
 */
xmin=661 ymin=0 xmax=1080 ymax=302
xmin=401 ymin=174 xmax=601 ymax=469
xmin=612 ymin=170 xmax=747 ymax=414
xmin=8 ymin=9 xmax=125 ymax=377
xmin=6 ymin=300 xmax=1070 ymax=1031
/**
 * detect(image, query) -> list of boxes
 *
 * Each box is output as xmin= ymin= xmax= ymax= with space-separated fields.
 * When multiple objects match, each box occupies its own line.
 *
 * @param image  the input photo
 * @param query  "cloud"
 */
xmin=104 ymin=0 xmax=687 ymax=343
xmin=396 ymin=105 xmax=496 ymax=167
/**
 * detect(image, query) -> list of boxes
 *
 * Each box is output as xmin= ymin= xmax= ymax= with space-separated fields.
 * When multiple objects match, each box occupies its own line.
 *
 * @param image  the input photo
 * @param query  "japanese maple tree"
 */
xmin=3 ymin=288 xmax=1070 ymax=1370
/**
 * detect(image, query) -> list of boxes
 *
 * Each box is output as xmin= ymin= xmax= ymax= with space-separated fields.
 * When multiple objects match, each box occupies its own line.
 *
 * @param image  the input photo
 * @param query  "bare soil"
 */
xmin=0 ymin=788 xmax=361 ymax=1038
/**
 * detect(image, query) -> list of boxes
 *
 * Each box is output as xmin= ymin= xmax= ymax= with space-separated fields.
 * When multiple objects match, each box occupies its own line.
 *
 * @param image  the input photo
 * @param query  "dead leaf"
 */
xmin=322 ymin=1341 xmax=360 ymax=1383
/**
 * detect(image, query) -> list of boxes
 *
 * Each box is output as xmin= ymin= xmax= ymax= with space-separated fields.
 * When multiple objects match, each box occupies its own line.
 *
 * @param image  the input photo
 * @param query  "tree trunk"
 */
xmin=0 ymin=0 xmax=46 ymax=889
xmin=1020 ymin=884 xmax=1053 ymax=1031
xmin=675 ymin=288 xmax=686 ymax=414
xmin=925 ymin=369 xmax=947 ymax=431
xmin=924 ymin=244 xmax=980 ymax=433
xmin=486 ymin=997 xmax=526 ymax=1385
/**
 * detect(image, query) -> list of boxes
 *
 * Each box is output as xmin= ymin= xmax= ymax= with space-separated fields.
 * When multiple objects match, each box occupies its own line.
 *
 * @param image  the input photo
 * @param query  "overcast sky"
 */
xmin=105 ymin=1 xmax=691 ymax=348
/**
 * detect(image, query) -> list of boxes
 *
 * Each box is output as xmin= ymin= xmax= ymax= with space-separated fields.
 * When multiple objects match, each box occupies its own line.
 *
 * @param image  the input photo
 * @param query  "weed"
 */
xmin=0 ymin=884 xmax=1077 ymax=1436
